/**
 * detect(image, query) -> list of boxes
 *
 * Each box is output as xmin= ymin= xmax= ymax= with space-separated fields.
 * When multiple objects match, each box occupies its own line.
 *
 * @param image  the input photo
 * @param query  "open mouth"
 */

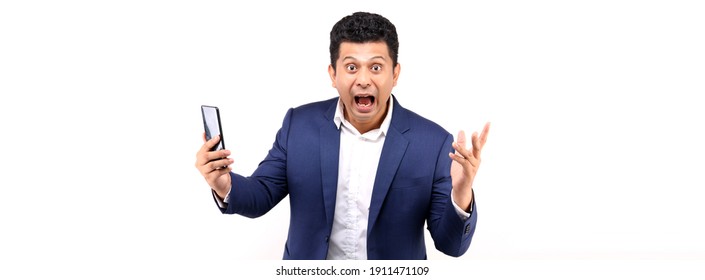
xmin=354 ymin=95 xmax=375 ymax=108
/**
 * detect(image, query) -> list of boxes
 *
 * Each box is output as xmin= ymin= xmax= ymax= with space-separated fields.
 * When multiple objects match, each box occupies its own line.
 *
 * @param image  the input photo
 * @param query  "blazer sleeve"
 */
xmin=218 ymin=108 xmax=293 ymax=218
xmin=426 ymin=133 xmax=478 ymax=257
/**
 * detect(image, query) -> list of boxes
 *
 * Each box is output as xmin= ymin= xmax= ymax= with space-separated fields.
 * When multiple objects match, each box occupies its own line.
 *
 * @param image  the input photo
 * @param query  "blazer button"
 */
xmin=325 ymin=236 xmax=330 ymax=243
xmin=464 ymin=225 xmax=471 ymax=234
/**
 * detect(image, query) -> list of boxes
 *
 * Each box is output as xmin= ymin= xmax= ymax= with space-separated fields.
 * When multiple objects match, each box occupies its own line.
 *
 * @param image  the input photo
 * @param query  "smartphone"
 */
xmin=201 ymin=105 xmax=225 ymax=151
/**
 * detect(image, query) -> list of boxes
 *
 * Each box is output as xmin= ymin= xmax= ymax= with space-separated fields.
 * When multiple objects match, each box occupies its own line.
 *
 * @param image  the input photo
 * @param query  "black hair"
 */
xmin=329 ymin=12 xmax=399 ymax=70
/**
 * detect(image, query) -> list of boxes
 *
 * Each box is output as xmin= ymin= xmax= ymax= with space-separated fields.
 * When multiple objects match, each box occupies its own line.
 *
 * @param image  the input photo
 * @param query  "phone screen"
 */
xmin=201 ymin=105 xmax=224 ymax=151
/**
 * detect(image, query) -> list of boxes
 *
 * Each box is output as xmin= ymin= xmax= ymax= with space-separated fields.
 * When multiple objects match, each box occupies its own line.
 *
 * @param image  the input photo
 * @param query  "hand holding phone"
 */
xmin=197 ymin=105 xmax=232 ymax=198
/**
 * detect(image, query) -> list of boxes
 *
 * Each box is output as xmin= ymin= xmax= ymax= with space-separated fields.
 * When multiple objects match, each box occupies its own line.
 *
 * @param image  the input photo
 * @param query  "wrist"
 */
xmin=452 ymin=188 xmax=473 ymax=210
xmin=214 ymin=186 xmax=230 ymax=200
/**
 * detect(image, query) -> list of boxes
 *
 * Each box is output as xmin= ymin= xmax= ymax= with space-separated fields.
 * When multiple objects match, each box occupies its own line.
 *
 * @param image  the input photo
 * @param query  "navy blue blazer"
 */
xmin=220 ymin=96 xmax=477 ymax=259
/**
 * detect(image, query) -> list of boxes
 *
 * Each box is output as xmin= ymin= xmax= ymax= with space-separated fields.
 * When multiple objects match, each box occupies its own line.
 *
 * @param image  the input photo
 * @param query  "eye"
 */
xmin=371 ymin=65 xmax=382 ymax=72
xmin=346 ymin=64 xmax=357 ymax=72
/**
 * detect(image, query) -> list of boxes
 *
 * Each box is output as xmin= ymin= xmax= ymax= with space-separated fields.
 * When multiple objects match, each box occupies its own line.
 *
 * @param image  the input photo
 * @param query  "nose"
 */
xmin=356 ymin=68 xmax=371 ymax=88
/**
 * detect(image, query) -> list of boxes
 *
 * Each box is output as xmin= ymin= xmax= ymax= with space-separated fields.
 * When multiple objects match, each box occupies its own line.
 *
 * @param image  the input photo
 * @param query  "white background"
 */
xmin=1 ymin=0 xmax=704 ymax=278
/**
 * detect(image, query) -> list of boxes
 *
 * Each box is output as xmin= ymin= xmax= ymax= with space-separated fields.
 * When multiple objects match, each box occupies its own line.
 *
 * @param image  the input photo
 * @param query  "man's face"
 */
xmin=328 ymin=41 xmax=400 ymax=133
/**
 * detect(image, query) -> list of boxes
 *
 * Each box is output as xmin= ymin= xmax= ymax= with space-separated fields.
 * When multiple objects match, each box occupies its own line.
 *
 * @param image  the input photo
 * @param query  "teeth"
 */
xmin=355 ymin=96 xmax=373 ymax=108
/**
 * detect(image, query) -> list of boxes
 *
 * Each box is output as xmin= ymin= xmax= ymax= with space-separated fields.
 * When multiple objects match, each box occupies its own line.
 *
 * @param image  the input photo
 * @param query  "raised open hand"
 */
xmin=449 ymin=122 xmax=490 ymax=211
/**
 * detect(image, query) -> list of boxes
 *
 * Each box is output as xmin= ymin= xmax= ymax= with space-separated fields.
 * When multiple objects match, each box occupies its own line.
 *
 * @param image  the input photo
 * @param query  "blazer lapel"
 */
xmin=367 ymin=98 xmax=410 ymax=233
xmin=320 ymin=101 xmax=340 ymax=231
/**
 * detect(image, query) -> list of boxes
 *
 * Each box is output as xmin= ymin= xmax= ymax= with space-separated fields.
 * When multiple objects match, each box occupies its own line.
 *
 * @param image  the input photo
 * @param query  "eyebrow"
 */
xmin=342 ymin=56 xmax=387 ymax=62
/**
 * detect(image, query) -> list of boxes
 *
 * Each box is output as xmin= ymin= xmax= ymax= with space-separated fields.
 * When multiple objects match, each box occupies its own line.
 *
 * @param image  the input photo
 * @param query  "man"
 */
xmin=195 ymin=11 xmax=490 ymax=260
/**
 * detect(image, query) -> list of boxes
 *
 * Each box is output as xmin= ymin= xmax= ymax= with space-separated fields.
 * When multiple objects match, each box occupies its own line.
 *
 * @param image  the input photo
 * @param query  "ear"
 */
xmin=392 ymin=63 xmax=401 ymax=87
xmin=328 ymin=64 xmax=336 ymax=88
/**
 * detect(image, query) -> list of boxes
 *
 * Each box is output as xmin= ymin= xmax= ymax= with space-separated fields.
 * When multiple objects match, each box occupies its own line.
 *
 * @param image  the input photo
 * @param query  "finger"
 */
xmin=449 ymin=152 xmax=479 ymax=172
xmin=471 ymin=131 xmax=481 ymax=159
xmin=208 ymin=149 xmax=231 ymax=162
xmin=202 ymin=132 xmax=207 ymax=143
xmin=480 ymin=122 xmax=491 ymax=146
xmin=449 ymin=152 xmax=472 ymax=168
xmin=197 ymin=134 xmax=221 ymax=162
xmin=451 ymin=141 xmax=478 ymax=168
xmin=452 ymin=139 xmax=472 ymax=162
xmin=207 ymin=158 xmax=234 ymax=171
xmin=473 ymin=122 xmax=491 ymax=159
xmin=456 ymin=130 xmax=467 ymax=147
xmin=200 ymin=134 xmax=221 ymax=152
xmin=198 ymin=157 xmax=232 ymax=178
xmin=196 ymin=147 xmax=231 ymax=167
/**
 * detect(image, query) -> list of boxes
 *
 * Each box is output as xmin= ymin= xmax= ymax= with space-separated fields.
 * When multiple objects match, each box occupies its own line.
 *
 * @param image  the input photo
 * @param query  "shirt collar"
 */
xmin=334 ymin=95 xmax=394 ymax=136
